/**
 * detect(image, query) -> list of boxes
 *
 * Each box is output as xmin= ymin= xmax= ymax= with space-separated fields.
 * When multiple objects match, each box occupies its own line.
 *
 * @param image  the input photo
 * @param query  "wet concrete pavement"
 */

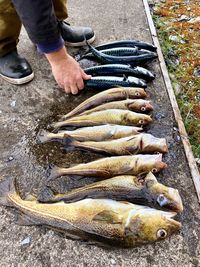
xmin=0 ymin=0 xmax=200 ymax=266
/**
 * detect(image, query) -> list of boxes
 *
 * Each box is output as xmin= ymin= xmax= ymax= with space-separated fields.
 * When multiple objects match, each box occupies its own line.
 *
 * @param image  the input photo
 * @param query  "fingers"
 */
xmin=77 ymin=76 xmax=85 ymax=91
xmin=70 ymin=84 xmax=79 ymax=95
xmin=81 ymin=69 xmax=92 ymax=80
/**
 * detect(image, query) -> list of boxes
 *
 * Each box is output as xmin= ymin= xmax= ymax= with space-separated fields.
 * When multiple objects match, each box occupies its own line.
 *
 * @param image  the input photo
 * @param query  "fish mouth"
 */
xmin=160 ymin=162 xmax=168 ymax=170
xmin=145 ymin=102 xmax=154 ymax=111
xmin=167 ymin=189 xmax=184 ymax=213
xmin=162 ymin=212 xmax=182 ymax=230
xmin=158 ymin=139 xmax=168 ymax=153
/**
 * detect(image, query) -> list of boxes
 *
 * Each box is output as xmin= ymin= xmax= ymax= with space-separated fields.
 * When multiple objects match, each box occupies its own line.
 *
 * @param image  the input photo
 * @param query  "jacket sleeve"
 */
xmin=11 ymin=0 xmax=64 ymax=53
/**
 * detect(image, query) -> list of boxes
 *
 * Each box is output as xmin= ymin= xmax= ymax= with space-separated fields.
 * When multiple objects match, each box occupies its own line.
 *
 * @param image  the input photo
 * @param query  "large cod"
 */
xmin=0 ymin=178 xmax=181 ymax=248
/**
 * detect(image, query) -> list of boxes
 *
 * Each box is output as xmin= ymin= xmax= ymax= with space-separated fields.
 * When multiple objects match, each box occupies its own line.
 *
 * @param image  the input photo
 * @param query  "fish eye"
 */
xmin=135 ymin=92 xmax=140 ymax=96
xmin=152 ymin=168 xmax=157 ymax=173
xmin=141 ymin=107 xmax=146 ymax=111
xmin=139 ymin=120 xmax=144 ymax=125
xmin=157 ymin=194 xmax=168 ymax=206
xmin=157 ymin=229 xmax=168 ymax=239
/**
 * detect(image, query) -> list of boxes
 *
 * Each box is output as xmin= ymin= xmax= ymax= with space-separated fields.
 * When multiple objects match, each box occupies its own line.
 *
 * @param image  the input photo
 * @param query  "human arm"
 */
xmin=45 ymin=46 xmax=91 ymax=94
xmin=11 ymin=0 xmax=90 ymax=94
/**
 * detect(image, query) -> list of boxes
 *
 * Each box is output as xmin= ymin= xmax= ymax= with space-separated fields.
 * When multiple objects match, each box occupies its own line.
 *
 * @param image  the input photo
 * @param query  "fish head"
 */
xmin=135 ymin=154 xmax=167 ymax=174
xmin=129 ymin=88 xmax=147 ymax=98
xmin=128 ymin=100 xmax=153 ymax=113
xmin=124 ymin=208 xmax=181 ymax=246
xmin=137 ymin=114 xmax=153 ymax=126
xmin=143 ymin=135 xmax=168 ymax=153
xmin=143 ymin=172 xmax=183 ymax=213
xmin=140 ymin=101 xmax=154 ymax=112
xmin=125 ymin=113 xmax=152 ymax=126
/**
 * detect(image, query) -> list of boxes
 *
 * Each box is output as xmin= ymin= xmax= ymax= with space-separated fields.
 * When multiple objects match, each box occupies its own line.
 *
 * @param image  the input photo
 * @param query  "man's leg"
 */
xmin=53 ymin=0 xmax=95 ymax=47
xmin=0 ymin=0 xmax=33 ymax=84
xmin=0 ymin=0 xmax=21 ymax=56
xmin=53 ymin=0 xmax=68 ymax=21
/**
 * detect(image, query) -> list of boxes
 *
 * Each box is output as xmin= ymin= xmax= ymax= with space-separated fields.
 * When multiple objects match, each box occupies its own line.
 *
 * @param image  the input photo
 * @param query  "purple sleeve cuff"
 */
xmin=36 ymin=36 xmax=64 ymax=54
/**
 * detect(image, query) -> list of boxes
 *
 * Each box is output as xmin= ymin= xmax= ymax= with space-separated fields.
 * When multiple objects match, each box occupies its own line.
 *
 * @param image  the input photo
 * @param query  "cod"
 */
xmin=39 ymin=172 xmax=183 ymax=213
xmin=0 ymin=178 xmax=181 ymax=248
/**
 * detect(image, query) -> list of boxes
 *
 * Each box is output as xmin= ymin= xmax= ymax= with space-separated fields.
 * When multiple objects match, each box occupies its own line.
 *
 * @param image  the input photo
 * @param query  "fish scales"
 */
xmin=47 ymin=154 xmax=167 ymax=180
xmin=0 ymin=177 xmax=181 ymax=248
xmin=85 ymin=76 xmax=147 ymax=90
xmin=36 ymin=125 xmax=143 ymax=144
xmin=80 ymin=99 xmax=153 ymax=115
xmin=64 ymin=133 xmax=168 ymax=155
xmin=38 ymin=173 xmax=183 ymax=213
xmin=62 ymin=87 xmax=147 ymax=119
xmin=53 ymin=109 xmax=152 ymax=129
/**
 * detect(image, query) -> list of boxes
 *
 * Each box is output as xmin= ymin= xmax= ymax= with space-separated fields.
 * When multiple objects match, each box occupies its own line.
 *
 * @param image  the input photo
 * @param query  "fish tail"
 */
xmin=51 ymin=121 xmax=67 ymax=129
xmin=36 ymin=129 xmax=51 ymax=144
xmin=47 ymin=164 xmax=63 ymax=181
xmin=0 ymin=177 xmax=16 ymax=207
xmin=63 ymin=134 xmax=79 ymax=152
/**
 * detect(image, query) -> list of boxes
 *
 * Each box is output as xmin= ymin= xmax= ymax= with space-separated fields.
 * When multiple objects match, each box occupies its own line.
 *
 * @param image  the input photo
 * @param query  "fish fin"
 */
xmin=37 ymin=186 xmax=57 ymax=203
xmin=63 ymin=134 xmax=79 ymax=152
xmin=47 ymin=164 xmax=62 ymax=180
xmin=0 ymin=177 xmax=16 ymax=207
xmin=123 ymin=75 xmax=127 ymax=81
xmin=93 ymin=210 xmax=122 ymax=224
xmin=15 ymin=212 xmax=41 ymax=226
xmin=23 ymin=193 xmax=37 ymax=202
xmin=36 ymin=129 xmax=50 ymax=144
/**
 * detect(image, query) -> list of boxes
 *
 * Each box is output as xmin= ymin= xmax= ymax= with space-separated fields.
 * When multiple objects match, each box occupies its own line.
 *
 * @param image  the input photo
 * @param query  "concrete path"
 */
xmin=0 ymin=0 xmax=200 ymax=266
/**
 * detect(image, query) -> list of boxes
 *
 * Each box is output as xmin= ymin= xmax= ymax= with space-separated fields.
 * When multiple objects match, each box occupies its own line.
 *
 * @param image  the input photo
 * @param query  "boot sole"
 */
xmin=0 ymin=72 xmax=34 ymax=85
xmin=65 ymin=35 xmax=96 ymax=47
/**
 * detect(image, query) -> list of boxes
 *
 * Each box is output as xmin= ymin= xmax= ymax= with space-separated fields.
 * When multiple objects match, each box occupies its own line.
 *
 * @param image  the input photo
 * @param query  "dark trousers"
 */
xmin=0 ymin=0 xmax=68 ymax=56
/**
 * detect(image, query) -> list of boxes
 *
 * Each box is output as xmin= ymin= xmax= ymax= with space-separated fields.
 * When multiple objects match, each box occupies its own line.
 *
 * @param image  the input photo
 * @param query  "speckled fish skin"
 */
xmin=84 ymin=64 xmax=155 ymax=81
xmin=36 ymin=125 xmax=143 ymax=144
xmin=85 ymin=76 xmax=147 ymax=90
xmin=80 ymin=99 xmax=153 ymax=116
xmin=53 ymin=109 xmax=152 ymax=129
xmin=47 ymin=154 xmax=167 ymax=180
xmin=62 ymin=87 xmax=147 ymax=119
xmin=87 ymin=42 xmax=157 ymax=66
xmin=82 ymin=47 xmax=139 ymax=59
xmin=39 ymin=172 xmax=183 ymax=213
xmin=64 ymin=133 xmax=168 ymax=155
xmin=2 ymin=190 xmax=181 ymax=247
xmin=95 ymin=40 xmax=157 ymax=52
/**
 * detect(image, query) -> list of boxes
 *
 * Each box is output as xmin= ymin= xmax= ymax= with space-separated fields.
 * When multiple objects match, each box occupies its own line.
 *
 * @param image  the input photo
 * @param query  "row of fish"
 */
xmin=78 ymin=39 xmax=158 ymax=89
xmin=37 ymin=87 xmax=166 ymax=156
xmin=34 ymin=38 xmax=181 ymax=246
xmin=1 ymin=40 xmax=183 ymax=248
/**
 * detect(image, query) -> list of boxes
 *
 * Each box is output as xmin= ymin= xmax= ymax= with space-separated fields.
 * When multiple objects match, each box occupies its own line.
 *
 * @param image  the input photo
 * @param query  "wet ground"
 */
xmin=0 ymin=0 xmax=200 ymax=266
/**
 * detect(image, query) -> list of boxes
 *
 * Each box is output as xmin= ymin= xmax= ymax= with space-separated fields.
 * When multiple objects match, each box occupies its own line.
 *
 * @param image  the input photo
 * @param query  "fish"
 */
xmin=86 ymin=42 xmax=157 ymax=66
xmin=64 ymin=133 xmax=168 ymax=155
xmin=85 ymin=76 xmax=147 ymax=90
xmin=36 ymin=125 xmax=143 ymax=144
xmin=84 ymin=64 xmax=155 ymax=81
xmin=95 ymin=39 xmax=157 ymax=52
xmin=82 ymin=47 xmax=139 ymax=59
xmin=61 ymin=87 xmax=147 ymax=119
xmin=47 ymin=154 xmax=167 ymax=180
xmin=38 ymin=172 xmax=183 ymax=213
xmin=52 ymin=109 xmax=153 ymax=129
xmin=80 ymin=99 xmax=153 ymax=115
xmin=0 ymin=178 xmax=181 ymax=248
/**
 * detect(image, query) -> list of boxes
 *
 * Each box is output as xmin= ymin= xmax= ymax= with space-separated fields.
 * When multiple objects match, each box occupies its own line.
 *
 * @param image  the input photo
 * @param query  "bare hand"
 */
xmin=45 ymin=47 xmax=91 ymax=94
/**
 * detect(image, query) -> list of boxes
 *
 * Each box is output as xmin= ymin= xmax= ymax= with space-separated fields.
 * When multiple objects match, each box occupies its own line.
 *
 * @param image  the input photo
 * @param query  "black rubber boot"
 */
xmin=0 ymin=50 xmax=34 ymax=85
xmin=59 ymin=21 xmax=95 ymax=47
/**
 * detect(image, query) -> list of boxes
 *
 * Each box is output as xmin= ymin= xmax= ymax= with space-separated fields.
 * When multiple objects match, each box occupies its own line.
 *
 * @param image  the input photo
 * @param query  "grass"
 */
xmin=152 ymin=0 xmax=200 ymax=162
